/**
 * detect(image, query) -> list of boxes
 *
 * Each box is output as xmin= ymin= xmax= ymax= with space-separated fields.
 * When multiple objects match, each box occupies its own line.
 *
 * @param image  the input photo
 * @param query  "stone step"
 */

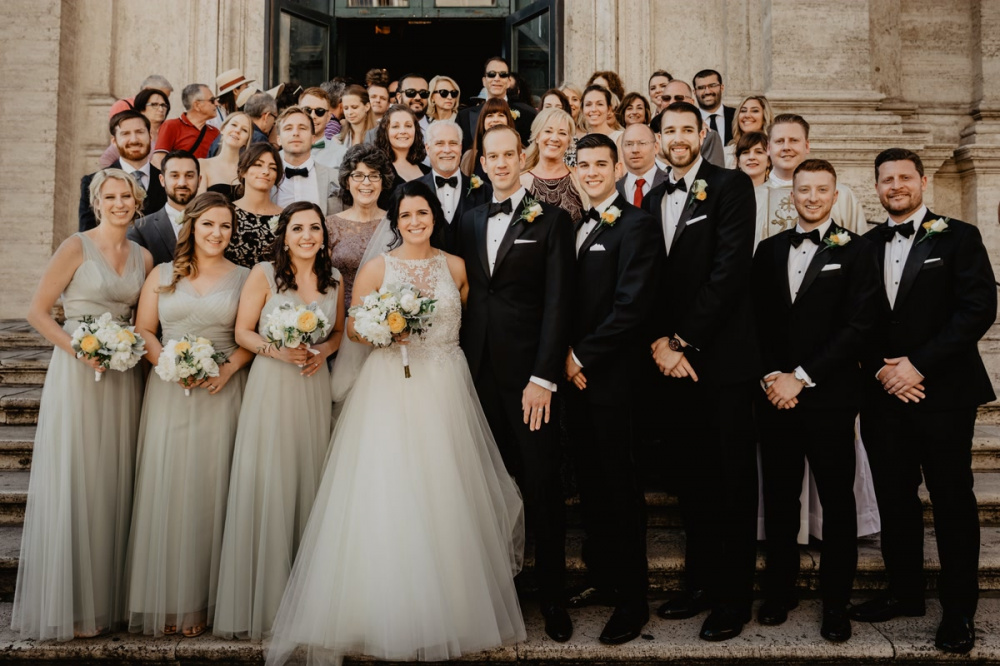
xmin=0 ymin=472 xmax=28 ymax=526
xmin=0 ymin=349 xmax=51 ymax=385
xmin=0 ymin=387 xmax=40 ymax=426
xmin=0 ymin=426 xmax=33 ymax=471
xmin=0 ymin=321 xmax=48 ymax=351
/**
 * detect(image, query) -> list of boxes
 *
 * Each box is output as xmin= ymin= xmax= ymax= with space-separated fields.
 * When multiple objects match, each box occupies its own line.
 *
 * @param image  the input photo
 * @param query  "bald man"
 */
xmin=616 ymin=123 xmax=668 ymax=206
xmin=651 ymin=80 xmax=724 ymax=167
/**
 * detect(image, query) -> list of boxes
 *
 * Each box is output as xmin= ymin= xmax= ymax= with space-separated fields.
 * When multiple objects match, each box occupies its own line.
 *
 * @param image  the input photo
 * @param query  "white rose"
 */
xmin=399 ymin=293 xmax=419 ymax=314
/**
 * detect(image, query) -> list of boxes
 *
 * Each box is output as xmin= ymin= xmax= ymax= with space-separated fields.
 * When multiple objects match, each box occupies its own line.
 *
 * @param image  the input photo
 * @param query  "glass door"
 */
xmin=267 ymin=1 xmax=336 ymax=88
xmin=505 ymin=0 xmax=559 ymax=96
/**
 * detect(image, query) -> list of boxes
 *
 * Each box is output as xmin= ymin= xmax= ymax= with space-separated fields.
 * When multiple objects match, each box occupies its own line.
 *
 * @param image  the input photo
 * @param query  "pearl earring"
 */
xmin=283 ymin=244 xmax=289 ymax=250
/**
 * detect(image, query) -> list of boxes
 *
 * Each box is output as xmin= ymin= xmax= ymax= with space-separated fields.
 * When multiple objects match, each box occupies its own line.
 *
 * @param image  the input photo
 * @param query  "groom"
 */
xmin=459 ymin=124 xmax=576 ymax=642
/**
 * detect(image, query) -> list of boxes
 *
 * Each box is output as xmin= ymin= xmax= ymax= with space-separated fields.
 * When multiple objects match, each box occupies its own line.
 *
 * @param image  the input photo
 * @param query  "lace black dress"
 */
xmin=225 ymin=207 xmax=281 ymax=269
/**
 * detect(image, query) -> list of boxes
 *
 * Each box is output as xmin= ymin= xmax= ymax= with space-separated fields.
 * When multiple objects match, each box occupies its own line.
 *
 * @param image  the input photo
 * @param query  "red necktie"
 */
xmin=633 ymin=178 xmax=646 ymax=207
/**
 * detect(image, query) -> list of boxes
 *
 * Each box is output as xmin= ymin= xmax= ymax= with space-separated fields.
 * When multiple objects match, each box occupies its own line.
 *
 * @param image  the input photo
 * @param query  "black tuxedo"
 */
xmin=416 ymin=170 xmax=492 ymax=254
xmin=457 ymin=101 xmax=536 ymax=153
xmin=641 ymin=159 xmax=760 ymax=613
xmin=79 ymin=161 xmax=166 ymax=232
xmin=567 ymin=196 xmax=661 ymax=606
xmin=705 ymin=105 xmax=736 ymax=144
xmin=860 ymin=210 xmax=996 ymax=618
xmin=126 ymin=206 xmax=177 ymax=266
xmin=459 ymin=193 xmax=574 ymax=602
xmin=752 ymin=225 xmax=881 ymax=609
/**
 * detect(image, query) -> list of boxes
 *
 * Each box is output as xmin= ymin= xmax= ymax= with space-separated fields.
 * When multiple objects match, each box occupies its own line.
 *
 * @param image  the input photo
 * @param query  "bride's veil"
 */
xmin=329 ymin=215 xmax=398 ymax=402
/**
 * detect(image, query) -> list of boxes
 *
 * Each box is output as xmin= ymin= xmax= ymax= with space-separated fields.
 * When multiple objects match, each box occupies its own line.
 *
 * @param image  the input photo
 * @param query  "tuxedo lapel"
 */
xmin=669 ymin=162 xmax=710 ymax=250
xmin=893 ymin=210 xmax=938 ymax=311
xmin=492 ymin=200 xmax=527 ymax=274
xmin=795 ymin=228 xmax=836 ymax=303
xmin=473 ymin=206 xmax=490 ymax=278
xmin=774 ymin=232 xmax=793 ymax=308
xmin=578 ymin=194 xmax=626 ymax=257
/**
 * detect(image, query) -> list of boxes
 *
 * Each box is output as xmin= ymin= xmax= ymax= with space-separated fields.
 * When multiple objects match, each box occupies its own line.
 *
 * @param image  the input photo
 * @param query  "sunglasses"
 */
xmin=664 ymin=95 xmax=689 ymax=103
xmin=201 ymin=96 xmax=218 ymax=104
xmin=485 ymin=71 xmax=510 ymax=79
xmin=435 ymin=89 xmax=459 ymax=99
xmin=403 ymin=89 xmax=430 ymax=99
xmin=301 ymin=106 xmax=329 ymax=118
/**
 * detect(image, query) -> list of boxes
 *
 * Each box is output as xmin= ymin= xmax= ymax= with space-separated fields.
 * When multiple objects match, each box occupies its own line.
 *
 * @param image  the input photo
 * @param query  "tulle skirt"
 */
xmin=124 ymin=367 xmax=248 ymax=636
xmin=266 ymin=345 xmax=525 ymax=666
xmin=214 ymin=357 xmax=333 ymax=640
xmin=12 ymin=346 xmax=143 ymax=640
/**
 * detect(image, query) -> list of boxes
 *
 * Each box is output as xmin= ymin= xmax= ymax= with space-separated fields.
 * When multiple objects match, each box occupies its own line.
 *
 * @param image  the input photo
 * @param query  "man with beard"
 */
xmin=79 ymin=110 xmax=165 ymax=231
xmin=692 ymin=69 xmax=736 ymax=145
xmin=126 ymin=150 xmax=199 ymax=265
xmin=651 ymin=81 xmax=724 ymax=167
xmin=642 ymin=101 xmax=759 ymax=642
xmin=396 ymin=73 xmax=431 ymax=133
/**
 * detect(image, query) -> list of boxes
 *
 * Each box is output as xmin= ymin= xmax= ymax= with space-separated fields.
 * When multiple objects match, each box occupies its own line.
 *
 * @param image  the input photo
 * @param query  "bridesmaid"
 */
xmin=13 ymin=169 xmax=153 ymax=640
xmin=214 ymin=202 xmax=345 ymax=640
xmin=125 ymin=192 xmax=253 ymax=638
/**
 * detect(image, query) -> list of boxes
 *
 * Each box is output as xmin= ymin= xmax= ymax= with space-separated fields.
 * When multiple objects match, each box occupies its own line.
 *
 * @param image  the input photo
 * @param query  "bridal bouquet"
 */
xmin=70 ymin=312 xmax=146 ymax=382
xmin=263 ymin=302 xmax=331 ymax=361
xmin=349 ymin=283 xmax=436 ymax=378
xmin=154 ymin=335 xmax=228 ymax=396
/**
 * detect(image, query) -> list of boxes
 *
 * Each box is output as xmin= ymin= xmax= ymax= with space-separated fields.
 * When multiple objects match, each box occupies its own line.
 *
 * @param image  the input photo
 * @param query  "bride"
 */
xmin=266 ymin=180 xmax=526 ymax=666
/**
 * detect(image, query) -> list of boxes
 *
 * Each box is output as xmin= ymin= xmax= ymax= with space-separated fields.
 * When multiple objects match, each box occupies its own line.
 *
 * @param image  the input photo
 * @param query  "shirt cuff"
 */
xmin=875 ymin=364 xmax=888 ymax=381
xmin=530 ymin=376 xmax=557 ymax=392
xmin=794 ymin=366 xmax=816 ymax=388
xmin=570 ymin=350 xmax=583 ymax=369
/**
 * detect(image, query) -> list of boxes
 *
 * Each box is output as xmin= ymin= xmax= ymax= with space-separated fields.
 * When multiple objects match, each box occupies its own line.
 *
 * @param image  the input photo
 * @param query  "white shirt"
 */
xmin=119 ymin=160 xmax=151 ymax=191
xmin=432 ymin=169 xmax=460 ymax=223
xmin=164 ymin=204 xmax=185 ymax=239
xmin=700 ymin=107 xmax=723 ymax=134
xmin=884 ymin=205 xmax=926 ymax=308
xmin=624 ymin=165 xmax=659 ymax=205
xmin=768 ymin=172 xmax=793 ymax=188
xmin=661 ymin=156 xmax=703 ymax=254
xmin=275 ymin=156 xmax=320 ymax=209
xmin=787 ymin=218 xmax=832 ymax=303
xmin=576 ymin=192 xmax=617 ymax=255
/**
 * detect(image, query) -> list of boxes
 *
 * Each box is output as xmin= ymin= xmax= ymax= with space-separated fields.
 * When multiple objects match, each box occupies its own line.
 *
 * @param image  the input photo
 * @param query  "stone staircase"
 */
xmin=2 ymin=318 xmax=1000 ymax=664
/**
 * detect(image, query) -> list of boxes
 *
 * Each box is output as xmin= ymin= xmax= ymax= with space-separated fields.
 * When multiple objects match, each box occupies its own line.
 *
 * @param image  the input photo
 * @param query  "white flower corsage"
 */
xmin=919 ymin=217 xmax=950 ymax=243
xmin=600 ymin=206 xmax=622 ymax=227
xmin=519 ymin=196 xmax=544 ymax=223
xmin=822 ymin=226 xmax=852 ymax=251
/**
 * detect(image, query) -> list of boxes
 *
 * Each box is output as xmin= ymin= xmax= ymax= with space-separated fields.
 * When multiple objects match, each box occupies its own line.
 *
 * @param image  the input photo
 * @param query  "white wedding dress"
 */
xmin=266 ymin=252 xmax=525 ymax=666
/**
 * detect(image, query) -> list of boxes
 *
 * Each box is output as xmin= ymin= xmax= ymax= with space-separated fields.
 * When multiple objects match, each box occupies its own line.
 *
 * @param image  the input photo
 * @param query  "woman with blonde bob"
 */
xmin=13 ymin=169 xmax=153 ymax=641
xmin=522 ymin=107 xmax=587 ymax=223
xmin=427 ymin=75 xmax=461 ymax=123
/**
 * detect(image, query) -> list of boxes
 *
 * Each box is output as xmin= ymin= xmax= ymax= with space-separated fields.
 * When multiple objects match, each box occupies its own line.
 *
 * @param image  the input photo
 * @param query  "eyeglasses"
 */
xmin=435 ymin=89 xmax=459 ymax=99
xmin=302 ymin=106 xmax=329 ymax=118
xmin=622 ymin=140 xmax=656 ymax=149
xmin=349 ymin=172 xmax=382 ymax=183
xmin=694 ymin=82 xmax=722 ymax=93
xmin=403 ymin=89 xmax=430 ymax=99
xmin=200 ymin=96 xmax=218 ymax=105
xmin=147 ymin=102 xmax=169 ymax=110
xmin=485 ymin=71 xmax=510 ymax=79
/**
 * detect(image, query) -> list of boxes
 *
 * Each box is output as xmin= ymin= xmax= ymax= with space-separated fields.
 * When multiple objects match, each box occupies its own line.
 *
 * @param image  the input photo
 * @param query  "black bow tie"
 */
xmin=284 ymin=166 xmax=309 ymax=179
xmin=790 ymin=228 xmax=822 ymax=248
xmin=880 ymin=220 xmax=915 ymax=240
xmin=585 ymin=208 xmax=602 ymax=222
xmin=664 ymin=178 xmax=687 ymax=195
xmin=488 ymin=199 xmax=513 ymax=217
xmin=435 ymin=175 xmax=458 ymax=189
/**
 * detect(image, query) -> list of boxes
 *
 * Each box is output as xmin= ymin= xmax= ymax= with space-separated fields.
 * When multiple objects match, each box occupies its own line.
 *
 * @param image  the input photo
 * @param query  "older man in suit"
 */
xmin=616 ymin=123 xmax=668 ymax=208
xmin=127 ymin=151 xmax=199 ymax=265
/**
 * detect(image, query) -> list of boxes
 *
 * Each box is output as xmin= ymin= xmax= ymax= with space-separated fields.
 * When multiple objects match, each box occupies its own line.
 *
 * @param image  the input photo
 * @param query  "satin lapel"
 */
xmin=670 ymin=162 xmax=710 ymax=250
xmin=893 ymin=210 xmax=938 ymax=311
xmin=795 ymin=230 xmax=836 ymax=303
xmin=474 ymin=206 xmax=490 ymax=278
xmin=492 ymin=200 xmax=527 ymax=274
xmin=873 ymin=224 xmax=887 ymax=274
xmin=774 ymin=232 xmax=793 ymax=308
xmin=579 ymin=194 xmax=627 ymax=257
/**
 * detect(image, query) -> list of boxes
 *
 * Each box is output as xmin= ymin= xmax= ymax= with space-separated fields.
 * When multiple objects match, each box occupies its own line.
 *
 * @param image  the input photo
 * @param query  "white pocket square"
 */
xmin=513 ymin=239 xmax=536 ymax=244
xmin=821 ymin=263 xmax=842 ymax=271
xmin=589 ymin=244 xmax=606 ymax=252
xmin=685 ymin=214 xmax=708 ymax=225
xmin=924 ymin=257 xmax=942 ymax=264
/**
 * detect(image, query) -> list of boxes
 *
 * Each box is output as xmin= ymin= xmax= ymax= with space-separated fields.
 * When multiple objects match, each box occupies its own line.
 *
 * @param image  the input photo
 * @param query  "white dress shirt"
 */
xmin=576 ymin=192 xmax=616 ymax=255
xmin=661 ymin=156 xmax=703 ymax=255
xmin=119 ymin=160 xmax=151 ymax=191
xmin=624 ymin=165 xmax=659 ymax=205
xmin=700 ymin=107 xmax=723 ymax=136
xmin=787 ymin=218 xmax=832 ymax=303
xmin=432 ymin=169 xmax=460 ymax=223
xmin=884 ymin=204 xmax=926 ymax=308
xmin=275 ymin=156 xmax=320 ymax=209
xmin=164 ymin=204 xmax=185 ymax=239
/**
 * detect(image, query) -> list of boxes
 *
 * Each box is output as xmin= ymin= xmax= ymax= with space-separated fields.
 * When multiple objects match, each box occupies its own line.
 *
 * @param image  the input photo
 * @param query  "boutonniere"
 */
xmin=467 ymin=174 xmax=483 ymax=195
xmin=511 ymin=109 xmax=520 ymax=120
xmin=918 ymin=217 xmax=950 ymax=243
xmin=688 ymin=179 xmax=708 ymax=205
xmin=600 ymin=206 xmax=622 ymax=227
xmin=267 ymin=215 xmax=281 ymax=233
xmin=822 ymin=226 xmax=851 ymax=251
xmin=519 ymin=196 xmax=544 ymax=223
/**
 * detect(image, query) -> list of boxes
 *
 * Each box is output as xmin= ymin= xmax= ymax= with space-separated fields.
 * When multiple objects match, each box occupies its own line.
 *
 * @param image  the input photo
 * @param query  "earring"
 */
xmin=283 ymin=244 xmax=289 ymax=250
xmin=321 ymin=243 xmax=325 ymax=249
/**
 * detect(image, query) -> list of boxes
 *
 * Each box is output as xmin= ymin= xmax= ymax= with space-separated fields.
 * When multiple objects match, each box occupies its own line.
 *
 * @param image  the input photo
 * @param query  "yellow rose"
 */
xmin=695 ymin=191 xmax=707 ymax=201
xmin=80 ymin=335 xmax=101 ymax=354
xmin=524 ymin=210 xmax=539 ymax=223
xmin=117 ymin=329 xmax=136 ymax=345
xmin=297 ymin=310 xmax=319 ymax=333
xmin=387 ymin=311 xmax=407 ymax=334
xmin=195 ymin=337 xmax=211 ymax=346
xmin=175 ymin=341 xmax=191 ymax=354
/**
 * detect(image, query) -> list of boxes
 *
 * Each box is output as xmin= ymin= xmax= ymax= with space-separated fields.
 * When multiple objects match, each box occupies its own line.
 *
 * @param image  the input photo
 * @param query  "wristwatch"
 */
xmin=668 ymin=336 xmax=684 ymax=352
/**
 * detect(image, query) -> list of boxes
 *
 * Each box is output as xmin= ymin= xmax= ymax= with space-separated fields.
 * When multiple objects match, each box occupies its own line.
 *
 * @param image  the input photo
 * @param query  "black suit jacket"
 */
xmin=641 ymin=160 xmax=759 ymax=384
xmin=716 ymin=105 xmax=736 ymax=145
xmin=126 ymin=206 xmax=176 ymax=266
xmin=753 ymin=226 xmax=881 ymax=410
xmin=457 ymin=101 xmax=537 ymax=153
xmin=416 ymin=171 xmax=493 ymax=254
xmin=570 ymin=195 xmax=662 ymax=406
xmin=862 ymin=210 xmax=997 ymax=411
xmin=79 ymin=161 xmax=166 ymax=232
xmin=615 ymin=168 xmax=668 ymax=203
xmin=459 ymin=195 xmax=575 ymax=390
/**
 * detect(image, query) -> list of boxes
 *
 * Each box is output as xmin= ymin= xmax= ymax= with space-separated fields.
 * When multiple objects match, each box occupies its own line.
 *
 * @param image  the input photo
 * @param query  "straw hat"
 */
xmin=216 ymin=68 xmax=256 ymax=96
xmin=236 ymin=83 xmax=286 ymax=109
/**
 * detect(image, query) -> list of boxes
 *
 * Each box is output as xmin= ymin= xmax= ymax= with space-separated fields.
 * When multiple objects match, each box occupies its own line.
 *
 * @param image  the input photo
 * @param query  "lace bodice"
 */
xmin=379 ymin=252 xmax=462 ymax=362
xmin=327 ymin=214 xmax=385 ymax=307
xmin=255 ymin=262 xmax=341 ymax=343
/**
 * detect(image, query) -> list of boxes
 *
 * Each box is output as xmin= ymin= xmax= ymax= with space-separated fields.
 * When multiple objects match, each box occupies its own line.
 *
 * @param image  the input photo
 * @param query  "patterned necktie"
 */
xmin=633 ymin=178 xmax=646 ymax=207
xmin=132 ymin=171 xmax=146 ymax=191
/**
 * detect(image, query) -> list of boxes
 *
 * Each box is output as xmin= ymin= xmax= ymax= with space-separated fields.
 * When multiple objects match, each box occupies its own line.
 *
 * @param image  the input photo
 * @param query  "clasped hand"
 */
xmin=877 ymin=356 xmax=926 ymax=403
xmin=764 ymin=372 xmax=802 ymax=409
xmin=273 ymin=344 xmax=329 ymax=377
xmin=650 ymin=337 xmax=698 ymax=381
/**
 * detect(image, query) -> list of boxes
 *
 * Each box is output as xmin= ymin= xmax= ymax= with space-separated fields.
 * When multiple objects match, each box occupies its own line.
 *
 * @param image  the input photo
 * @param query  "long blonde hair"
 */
xmin=524 ymin=108 xmax=575 ymax=171
xmin=218 ymin=112 xmax=254 ymax=151
xmin=158 ymin=192 xmax=235 ymax=293
xmin=731 ymin=95 xmax=774 ymax=147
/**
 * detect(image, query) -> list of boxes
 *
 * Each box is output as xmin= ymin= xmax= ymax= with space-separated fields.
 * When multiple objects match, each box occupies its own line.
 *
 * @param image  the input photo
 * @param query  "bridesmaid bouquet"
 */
xmin=154 ymin=335 xmax=228 ymax=396
xmin=349 ymin=283 xmax=436 ymax=378
xmin=70 ymin=313 xmax=147 ymax=382
xmin=263 ymin=303 xmax=331 ymax=359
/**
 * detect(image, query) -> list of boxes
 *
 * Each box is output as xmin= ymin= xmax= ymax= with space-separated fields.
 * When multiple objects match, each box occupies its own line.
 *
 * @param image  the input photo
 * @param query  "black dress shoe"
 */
xmin=599 ymin=604 xmax=650 ymax=645
xmin=656 ymin=590 xmax=711 ymax=620
xmin=821 ymin=607 xmax=852 ymax=643
xmin=540 ymin=604 xmax=573 ymax=642
xmin=699 ymin=607 xmax=750 ymax=642
xmin=757 ymin=599 xmax=798 ymax=626
xmin=566 ymin=585 xmax=616 ymax=609
xmin=849 ymin=595 xmax=925 ymax=622
xmin=935 ymin=615 xmax=975 ymax=654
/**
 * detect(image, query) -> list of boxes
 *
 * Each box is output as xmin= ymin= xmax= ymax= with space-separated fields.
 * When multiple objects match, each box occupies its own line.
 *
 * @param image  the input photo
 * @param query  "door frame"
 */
xmin=504 ymin=0 xmax=561 ymax=90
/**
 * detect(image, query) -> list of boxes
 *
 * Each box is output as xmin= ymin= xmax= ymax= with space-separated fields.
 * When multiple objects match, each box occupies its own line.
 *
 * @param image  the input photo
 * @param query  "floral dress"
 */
xmin=225 ymin=208 xmax=280 ymax=269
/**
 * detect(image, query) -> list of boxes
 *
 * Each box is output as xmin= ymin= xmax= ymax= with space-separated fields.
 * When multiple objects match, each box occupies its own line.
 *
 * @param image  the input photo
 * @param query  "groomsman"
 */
xmin=851 ymin=148 xmax=996 ymax=654
xmin=127 ymin=150 xmax=200 ymax=265
xmin=642 ymin=101 xmax=759 ymax=641
xmin=417 ymin=120 xmax=492 ymax=253
xmin=564 ymin=134 xmax=661 ymax=644
xmin=458 ymin=124 xmax=575 ymax=642
xmin=752 ymin=159 xmax=881 ymax=642
xmin=273 ymin=106 xmax=340 ymax=215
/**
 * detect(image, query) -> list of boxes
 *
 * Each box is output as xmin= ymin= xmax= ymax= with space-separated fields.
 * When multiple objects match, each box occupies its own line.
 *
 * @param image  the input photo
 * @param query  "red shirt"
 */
xmin=153 ymin=113 xmax=219 ymax=159
xmin=108 ymin=96 xmax=136 ymax=118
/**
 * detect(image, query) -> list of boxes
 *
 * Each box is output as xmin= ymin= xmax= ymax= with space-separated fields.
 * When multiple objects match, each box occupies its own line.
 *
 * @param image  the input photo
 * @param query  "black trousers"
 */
xmin=659 ymin=376 xmax=758 ymax=613
xmin=566 ymin=392 xmax=648 ymax=606
xmin=860 ymin=406 xmax=980 ymax=617
xmin=757 ymin=400 xmax=857 ymax=608
xmin=475 ymin=358 xmax=566 ymax=603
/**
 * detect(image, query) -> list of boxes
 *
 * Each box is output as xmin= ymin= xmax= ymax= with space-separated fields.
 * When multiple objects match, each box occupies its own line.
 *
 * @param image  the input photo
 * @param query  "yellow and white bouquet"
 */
xmin=349 ymin=283 xmax=436 ymax=378
xmin=263 ymin=302 xmax=331 ymax=355
xmin=70 ymin=312 xmax=146 ymax=382
xmin=154 ymin=334 xmax=228 ymax=396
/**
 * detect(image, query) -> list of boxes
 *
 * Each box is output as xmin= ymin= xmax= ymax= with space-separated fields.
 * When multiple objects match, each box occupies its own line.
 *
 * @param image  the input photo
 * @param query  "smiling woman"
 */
xmin=522 ymin=108 xmax=586 ymax=223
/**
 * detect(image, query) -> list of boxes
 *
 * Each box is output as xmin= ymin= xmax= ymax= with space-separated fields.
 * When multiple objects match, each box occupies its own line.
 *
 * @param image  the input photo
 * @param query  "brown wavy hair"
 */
xmin=374 ymin=104 xmax=426 ymax=165
xmin=158 ymin=192 xmax=235 ymax=293
xmin=460 ymin=97 xmax=517 ymax=176
xmin=270 ymin=201 xmax=339 ymax=294
xmin=236 ymin=142 xmax=284 ymax=199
